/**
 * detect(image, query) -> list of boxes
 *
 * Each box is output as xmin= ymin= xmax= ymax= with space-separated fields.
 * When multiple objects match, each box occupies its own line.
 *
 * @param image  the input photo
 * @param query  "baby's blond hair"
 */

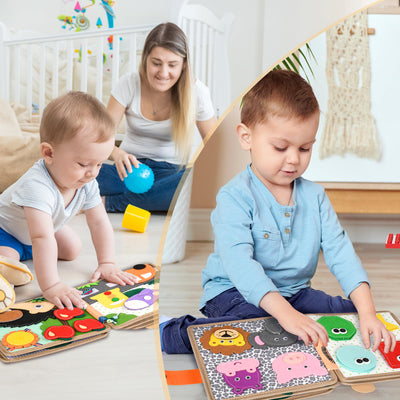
xmin=40 ymin=91 xmax=115 ymax=144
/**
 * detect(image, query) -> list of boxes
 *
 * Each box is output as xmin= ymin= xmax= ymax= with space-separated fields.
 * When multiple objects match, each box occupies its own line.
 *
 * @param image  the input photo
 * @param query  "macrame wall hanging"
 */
xmin=319 ymin=10 xmax=381 ymax=160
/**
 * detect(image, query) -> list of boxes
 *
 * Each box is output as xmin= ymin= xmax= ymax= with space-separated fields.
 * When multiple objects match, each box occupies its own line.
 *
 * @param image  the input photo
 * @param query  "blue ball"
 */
xmin=124 ymin=163 xmax=154 ymax=194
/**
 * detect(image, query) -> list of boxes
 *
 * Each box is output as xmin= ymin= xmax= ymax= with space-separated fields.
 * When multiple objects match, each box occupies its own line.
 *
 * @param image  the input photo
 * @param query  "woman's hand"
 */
xmin=110 ymin=146 xmax=140 ymax=180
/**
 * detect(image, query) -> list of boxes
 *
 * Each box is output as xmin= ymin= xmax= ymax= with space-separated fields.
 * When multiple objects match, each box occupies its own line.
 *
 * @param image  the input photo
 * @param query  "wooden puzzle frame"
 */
xmin=188 ymin=311 xmax=400 ymax=400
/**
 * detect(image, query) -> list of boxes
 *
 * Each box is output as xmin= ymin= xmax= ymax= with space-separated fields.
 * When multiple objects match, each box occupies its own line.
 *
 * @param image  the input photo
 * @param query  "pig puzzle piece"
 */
xmin=249 ymin=317 xmax=300 ymax=348
xmin=336 ymin=345 xmax=377 ymax=373
xmin=216 ymin=357 xmax=263 ymax=394
xmin=317 ymin=315 xmax=357 ymax=341
xmin=272 ymin=351 xmax=328 ymax=384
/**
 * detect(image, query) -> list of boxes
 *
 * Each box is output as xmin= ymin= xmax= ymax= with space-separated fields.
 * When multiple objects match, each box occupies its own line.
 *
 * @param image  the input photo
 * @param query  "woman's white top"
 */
xmin=111 ymin=72 xmax=214 ymax=165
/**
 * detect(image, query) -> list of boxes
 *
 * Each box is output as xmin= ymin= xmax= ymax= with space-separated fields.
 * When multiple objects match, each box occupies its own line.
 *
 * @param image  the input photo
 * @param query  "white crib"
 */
xmin=0 ymin=2 xmax=233 ymax=121
xmin=0 ymin=2 xmax=234 ymax=264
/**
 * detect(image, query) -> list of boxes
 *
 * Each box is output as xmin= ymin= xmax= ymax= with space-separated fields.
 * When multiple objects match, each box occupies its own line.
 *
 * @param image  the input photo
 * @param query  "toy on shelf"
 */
xmin=122 ymin=204 xmax=151 ymax=233
xmin=124 ymin=163 xmax=154 ymax=194
xmin=0 ymin=263 xmax=157 ymax=362
xmin=385 ymin=233 xmax=400 ymax=248
xmin=188 ymin=312 xmax=400 ymax=400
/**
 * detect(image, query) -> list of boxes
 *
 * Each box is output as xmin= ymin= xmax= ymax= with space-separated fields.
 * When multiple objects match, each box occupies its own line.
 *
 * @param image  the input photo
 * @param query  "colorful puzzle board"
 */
xmin=78 ymin=263 xmax=158 ymax=329
xmin=308 ymin=311 xmax=400 ymax=384
xmin=188 ymin=312 xmax=400 ymax=400
xmin=0 ymin=263 xmax=158 ymax=362
xmin=0 ymin=299 xmax=109 ymax=362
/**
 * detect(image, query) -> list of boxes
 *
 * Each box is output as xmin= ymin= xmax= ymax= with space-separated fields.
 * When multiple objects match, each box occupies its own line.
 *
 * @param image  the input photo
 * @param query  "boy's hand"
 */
xmin=260 ymin=291 xmax=329 ymax=347
xmin=278 ymin=309 xmax=329 ymax=347
xmin=42 ymin=282 xmax=84 ymax=310
xmin=90 ymin=262 xmax=139 ymax=285
xmin=359 ymin=312 xmax=396 ymax=353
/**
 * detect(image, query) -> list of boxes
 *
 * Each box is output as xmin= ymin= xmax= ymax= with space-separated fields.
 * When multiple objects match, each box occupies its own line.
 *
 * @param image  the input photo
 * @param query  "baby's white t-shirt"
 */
xmin=0 ymin=159 xmax=101 ymax=245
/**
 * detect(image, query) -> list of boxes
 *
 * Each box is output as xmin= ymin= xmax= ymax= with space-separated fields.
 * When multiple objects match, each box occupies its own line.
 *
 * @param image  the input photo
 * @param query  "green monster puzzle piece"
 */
xmin=317 ymin=315 xmax=357 ymax=341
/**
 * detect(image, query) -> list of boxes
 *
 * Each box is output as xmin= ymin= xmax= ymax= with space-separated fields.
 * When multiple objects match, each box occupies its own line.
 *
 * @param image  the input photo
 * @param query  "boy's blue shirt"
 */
xmin=200 ymin=164 xmax=369 ymax=309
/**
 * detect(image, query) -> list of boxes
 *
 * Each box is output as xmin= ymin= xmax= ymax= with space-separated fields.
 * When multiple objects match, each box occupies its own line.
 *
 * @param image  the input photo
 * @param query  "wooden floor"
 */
xmin=160 ymin=241 xmax=400 ymax=399
xmin=1 ymin=212 xmax=167 ymax=400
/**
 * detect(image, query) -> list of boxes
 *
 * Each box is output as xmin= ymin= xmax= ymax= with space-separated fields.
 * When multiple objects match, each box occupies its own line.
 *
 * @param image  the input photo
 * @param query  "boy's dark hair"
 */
xmin=40 ymin=91 xmax=115 ymax=144
xmin=241 ymin=70 xmax=319 ymax=128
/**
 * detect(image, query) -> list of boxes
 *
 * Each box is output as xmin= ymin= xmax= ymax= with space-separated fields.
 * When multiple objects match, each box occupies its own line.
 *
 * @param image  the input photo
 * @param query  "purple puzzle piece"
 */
xmin=216 ymin=358 xmax=263 ymax=395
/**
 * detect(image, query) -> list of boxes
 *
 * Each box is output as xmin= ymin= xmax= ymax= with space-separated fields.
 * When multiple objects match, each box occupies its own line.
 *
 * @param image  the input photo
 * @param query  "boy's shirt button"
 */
xmin=285 ymin=228 xmax=290 ymax=234
xmin=264 ymin=233 xmax=269 ymax=239
xmin=284 ymin=212 xmax=290 ymax=217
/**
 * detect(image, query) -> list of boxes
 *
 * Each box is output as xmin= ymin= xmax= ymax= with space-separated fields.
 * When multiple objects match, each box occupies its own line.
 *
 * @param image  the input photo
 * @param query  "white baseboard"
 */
xmin=188 ymin=208 xmax=400 ymax=244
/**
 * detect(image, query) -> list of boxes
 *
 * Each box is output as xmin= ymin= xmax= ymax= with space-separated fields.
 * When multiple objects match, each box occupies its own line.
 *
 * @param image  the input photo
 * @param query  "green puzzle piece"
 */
xmin=317 ymin=315 xmax=356 ymax=341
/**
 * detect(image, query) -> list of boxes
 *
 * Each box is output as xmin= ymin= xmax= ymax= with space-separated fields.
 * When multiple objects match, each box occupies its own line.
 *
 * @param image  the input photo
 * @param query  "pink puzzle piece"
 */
xmin=272 ymin=351 xmax=328 ymax=384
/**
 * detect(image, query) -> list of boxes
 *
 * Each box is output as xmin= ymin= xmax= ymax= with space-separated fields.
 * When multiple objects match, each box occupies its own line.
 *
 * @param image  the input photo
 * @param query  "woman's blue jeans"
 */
xmin=96 ymin=158 xmax=185 ymax=212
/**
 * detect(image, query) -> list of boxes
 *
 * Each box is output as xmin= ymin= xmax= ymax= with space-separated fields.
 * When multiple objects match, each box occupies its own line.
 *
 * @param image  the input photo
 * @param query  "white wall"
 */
xmin=0 ymin=0 xmax=378 ymax=114
xmin=303 ymin=13 xmax=400 ymax=183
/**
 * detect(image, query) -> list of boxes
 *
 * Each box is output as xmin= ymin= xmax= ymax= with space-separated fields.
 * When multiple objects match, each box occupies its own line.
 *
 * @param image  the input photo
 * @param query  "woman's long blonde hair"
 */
xmin=139 ymin=22 xmax=195 ymax=164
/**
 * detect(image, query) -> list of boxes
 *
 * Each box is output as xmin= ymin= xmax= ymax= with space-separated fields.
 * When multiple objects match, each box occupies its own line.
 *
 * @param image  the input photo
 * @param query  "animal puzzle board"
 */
xmin=0 ymin=263 xmax=158 ymax=362
xmin=77 ymin=263 xmax=158 ymax=329
xmin=188 ymin=312 xmax=400 ymax=400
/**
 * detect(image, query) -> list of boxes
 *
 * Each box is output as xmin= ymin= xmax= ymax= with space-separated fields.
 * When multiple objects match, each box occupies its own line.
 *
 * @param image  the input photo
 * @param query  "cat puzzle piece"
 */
xmin=336 ymin=345 xmax=377 ymax=373
xmin=317 ymin=315 xmax=356 ymax=341
xmin=216 ymin=357 xmax=263 ymax=395
xmin=379 ymin=340 xmax=400 ymax=369
xmin=249 ymin=317 xmax=299 ymax=348
xmin=124 ymin=288 xmax=157 ymax=310
xmin=272 ymin=351 xmax=328 ymax=384
xmin=125 ymin=263 xmax=156 ymax=283
xmin=377 ymin=313 xmax=399 ymax=331
xmin=200 ymin=326 xmax=251 ymax=355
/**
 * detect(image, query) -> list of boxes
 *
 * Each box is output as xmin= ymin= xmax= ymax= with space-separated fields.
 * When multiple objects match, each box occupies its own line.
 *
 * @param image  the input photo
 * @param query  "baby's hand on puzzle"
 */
xmin=278 ymin=310 xmax=329 ymax=347
xmin=359 ymin=313 xmax=396 ymax=353
xmin=42 ymin=282 xmax=84 ymax=310
xmin=91 ymin=262 xmax=139 ymax=285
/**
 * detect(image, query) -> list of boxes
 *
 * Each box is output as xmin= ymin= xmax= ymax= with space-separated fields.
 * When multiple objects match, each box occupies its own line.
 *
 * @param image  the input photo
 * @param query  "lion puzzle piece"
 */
xmin=200 ymin=326 xmax=251 ymax=355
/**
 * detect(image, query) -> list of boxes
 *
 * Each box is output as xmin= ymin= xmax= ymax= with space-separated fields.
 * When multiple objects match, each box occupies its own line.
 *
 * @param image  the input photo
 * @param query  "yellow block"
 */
xmin=122 ymin=204 xmax=151 ymax=233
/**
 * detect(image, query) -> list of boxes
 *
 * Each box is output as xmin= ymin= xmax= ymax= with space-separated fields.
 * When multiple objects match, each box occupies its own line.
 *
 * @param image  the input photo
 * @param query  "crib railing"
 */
xmin=179 ymin=4 xmax=234 ymax=118
xmin=0 ymin=24 xmax=154 ymax=117
xmin=0 ymin=6 xmax=233 ymax=121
